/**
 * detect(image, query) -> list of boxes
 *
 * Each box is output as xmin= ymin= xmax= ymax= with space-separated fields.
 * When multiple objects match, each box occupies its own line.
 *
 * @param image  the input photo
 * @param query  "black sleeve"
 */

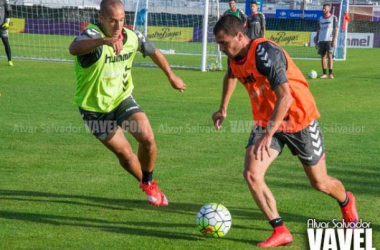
xmin=5 ymin=0 xmax=11 ymax=17
xmin=227 ymin=59 xmax=235 ymax=78
xmin=260 ymin=13 xmax=266 ymax=29
xmin=133 ymin=30 xmax=156 ymax=57
xmin=255 ymin=42 xmax=288 ymax=90
xmin=239 ymin=10 xmax=247 ymax=23
xmin=75 ymin=28 xmax=103 ymax=68
xmin=333 ymin=15 xmax=338 ymax=29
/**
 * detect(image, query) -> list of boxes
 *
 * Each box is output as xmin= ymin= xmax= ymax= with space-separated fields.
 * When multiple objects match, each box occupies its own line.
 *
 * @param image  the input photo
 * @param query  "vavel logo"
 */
xmin=307 ymin=219 xmax=376 ymax=250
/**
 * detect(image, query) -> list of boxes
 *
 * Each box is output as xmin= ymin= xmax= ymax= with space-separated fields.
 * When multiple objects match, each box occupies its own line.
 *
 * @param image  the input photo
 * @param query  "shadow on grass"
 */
xmin=0 ymin=189 xmax=307 ymax=245
xmin=0 ymin=210 xmax=202 ymax=241
xmin=2 ymin=189 xmax=377 ymax=245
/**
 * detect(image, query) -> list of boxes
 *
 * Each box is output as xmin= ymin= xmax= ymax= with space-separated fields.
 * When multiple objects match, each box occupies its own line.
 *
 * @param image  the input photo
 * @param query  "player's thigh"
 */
xmin=125 ymin=112 xmax=154 ymax=143
xmin=318 ymin=42 xmax=327 ymax=56
xmin=303 ymin=158 xmax=328 ymax=184
xmin=327 ymin=41 xmax=334 ymax=53
xmin=245 ymin=127 xmax=282 ymax=177
xmin=79 ymin=108 xmax=117 ymax=141
xmin=245 ymin=145 xmax=279 ymax=178
xmin=101 ymin=127 xmax=134 ymax=156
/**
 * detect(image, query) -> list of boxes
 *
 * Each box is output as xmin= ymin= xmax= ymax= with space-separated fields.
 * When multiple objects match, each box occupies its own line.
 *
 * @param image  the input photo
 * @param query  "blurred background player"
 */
xmin=316 ymin=4 xmax=338 ymax=79
xmin=212 ymin=15 xmax=358 ymax=248
xmin=69 ymin=0 xmax=186 ymax=206
xmin=0 ymin=0 xmax=13 ymax=66
xmin=247 ymin=1 xmax=265 ymax=40
xmin=222 ymin=0 xmax=248 ymax=110
xmin=223 ymin=0 xmax=247 ymax=26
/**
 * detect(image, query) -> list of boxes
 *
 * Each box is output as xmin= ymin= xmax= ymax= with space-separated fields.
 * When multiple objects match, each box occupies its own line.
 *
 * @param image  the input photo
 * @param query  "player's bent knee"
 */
xmin=243 ymin=169 xmax=263 ymax=187
xmin=139 ymin=135 xmax=156 ymax=149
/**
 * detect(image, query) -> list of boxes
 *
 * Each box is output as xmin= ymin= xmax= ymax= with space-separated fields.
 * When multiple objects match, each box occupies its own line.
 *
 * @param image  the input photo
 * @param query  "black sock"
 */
xmin=339 ymin=194 xmax=350 ymax=207
xmin=329 ymin=69 xmax=333 ymax=75
xmin=269 ymin=217 xmax=283 ymax=228
xmin=142 ymin=170 xmax=153 ymax=184
xmin=323 ymin=69 xmax=327 ymax=75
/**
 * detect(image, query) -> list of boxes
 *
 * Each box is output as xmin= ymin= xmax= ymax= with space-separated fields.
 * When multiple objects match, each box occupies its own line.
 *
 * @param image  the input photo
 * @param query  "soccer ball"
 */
xmin=307 ymin=70 xmax=318 ymax=79
xmin=207 ymin=63 xmax=216 ymax=71
xmin=304 ymin=43 xmax=309 ymax=47
xmin=196 ymin=203 xmax=232 ymax=237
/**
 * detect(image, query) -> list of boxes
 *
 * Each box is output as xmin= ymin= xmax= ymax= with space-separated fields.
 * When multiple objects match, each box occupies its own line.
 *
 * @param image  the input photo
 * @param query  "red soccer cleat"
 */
xmin=341 ymin=192 xmax=359 ymax=228
xmin=257 ymin=225 xmax=293 ymax=248
xmin=140 ymin=180 xmax=168 ymax=206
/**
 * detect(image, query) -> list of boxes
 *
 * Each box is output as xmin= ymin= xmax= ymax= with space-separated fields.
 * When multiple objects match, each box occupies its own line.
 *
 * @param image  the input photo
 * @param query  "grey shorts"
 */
xmin=79 ymin=95 xmax=144 ymax=140
xmin=246 ymin=120 xmax=325 ymax=166
xmin=318 ymin=41 xmax=334 ymax=55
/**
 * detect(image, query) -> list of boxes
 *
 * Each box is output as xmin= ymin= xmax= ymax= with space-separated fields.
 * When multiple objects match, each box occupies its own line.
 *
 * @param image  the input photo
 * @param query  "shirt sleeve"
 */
xmin=133 ymin=30 xmax=156 ymax=57
xmin=5 ymin=0 xmax=11 ymax=16
xmin=255 ymin=42 xmax=288 ymax=90
xmin=75 ymin=28 xmax=103 ymax=68
xmin=333 ymin=15 xmax=338 ymax=29
xmin=227 ymin=59 xmax=235 ymax=78
xmin=239 ymin=10 xmax=247 ymax=23
xmin=316 ymin=18 xmax=320 ymax=31
xmin=260 ymin=13 xmax=266 ymax=29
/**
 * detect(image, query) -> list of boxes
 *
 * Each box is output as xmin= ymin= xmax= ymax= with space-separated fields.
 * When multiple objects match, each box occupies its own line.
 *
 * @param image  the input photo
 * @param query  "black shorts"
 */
xmin=79 ymin=95 xmax=144 ymax=140
xmin=318 ymin=41 xmax=334 ymax=55
xmin=246 ymin=120 xmax=325 ymax=166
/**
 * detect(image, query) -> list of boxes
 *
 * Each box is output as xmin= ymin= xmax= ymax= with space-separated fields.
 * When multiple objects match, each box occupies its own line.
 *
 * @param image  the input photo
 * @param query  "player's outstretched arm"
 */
xmin=212 ymin=72 xmax=237 ymax=130
xmin=69 ymin=37 xmax=121 ymax=56
xmin=149 ymin=49 xmax=186 ymax=92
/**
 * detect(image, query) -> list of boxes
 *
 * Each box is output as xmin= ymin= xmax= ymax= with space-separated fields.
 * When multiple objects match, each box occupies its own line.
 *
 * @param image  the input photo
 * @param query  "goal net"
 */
xmin=7 ymin=0 xmax=222 ymax=70
xmin=132 ymin=0 xmax=222 ymax=71
xmin=6 ymin=0 xmax=101 ymax=61
xmin=6 ymin=0 xmax=379 ymax=65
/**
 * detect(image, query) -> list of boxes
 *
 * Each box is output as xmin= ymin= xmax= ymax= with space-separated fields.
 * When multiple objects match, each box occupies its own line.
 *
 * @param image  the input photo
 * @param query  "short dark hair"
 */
xmin=251 ymin=1 xmax=258 ymax=5
xmin=100 ymin=0 xmax=123 ymax=15
xmin=213 ymin=15 xmax=247 ymax=37
xmin=323 ymin=3 xmax=331 ymax=8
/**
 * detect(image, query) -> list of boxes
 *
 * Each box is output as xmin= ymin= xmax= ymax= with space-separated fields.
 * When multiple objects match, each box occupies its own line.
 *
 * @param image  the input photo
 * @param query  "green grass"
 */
xmin=0 ymin=48 xmax=379 ymax=250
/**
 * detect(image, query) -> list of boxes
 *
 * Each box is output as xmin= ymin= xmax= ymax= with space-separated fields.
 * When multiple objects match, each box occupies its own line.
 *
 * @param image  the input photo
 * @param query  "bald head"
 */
xmin=100 ymin=0 xmax=124 ymax=16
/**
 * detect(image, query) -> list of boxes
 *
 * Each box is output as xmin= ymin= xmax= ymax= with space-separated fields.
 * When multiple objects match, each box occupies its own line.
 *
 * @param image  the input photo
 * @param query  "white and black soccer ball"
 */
xmin=196 ymin=203 xmax=232 ymax=237
xmin=207 ymin=63 xmax=216 ymax=71
xmin=307 ymin=70 xmax=318 ymax=79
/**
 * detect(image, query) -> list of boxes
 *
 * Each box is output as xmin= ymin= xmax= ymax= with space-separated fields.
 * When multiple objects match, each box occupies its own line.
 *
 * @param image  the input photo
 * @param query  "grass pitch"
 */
xmin=0 ymin=48 xmax=379 ymax=250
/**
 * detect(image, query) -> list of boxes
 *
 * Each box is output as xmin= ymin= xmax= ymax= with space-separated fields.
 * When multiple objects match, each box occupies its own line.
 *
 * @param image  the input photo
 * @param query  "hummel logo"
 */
xmin=298 ymin=154 xmax=313 ymax=161
xmin=125 ymin=106 xmax=139 ymax=112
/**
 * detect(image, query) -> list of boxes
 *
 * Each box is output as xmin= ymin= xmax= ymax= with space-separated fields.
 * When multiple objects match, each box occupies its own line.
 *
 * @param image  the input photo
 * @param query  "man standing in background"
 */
xmin=223 ymin=0 xmax=247 ymax=25
xmin=0 ymin=0 xmax=13 ymax=66
xmin=247 ymin=1 xmax=265 ymax=39
xmin=316 ymin=4 xmax=338 ymax=79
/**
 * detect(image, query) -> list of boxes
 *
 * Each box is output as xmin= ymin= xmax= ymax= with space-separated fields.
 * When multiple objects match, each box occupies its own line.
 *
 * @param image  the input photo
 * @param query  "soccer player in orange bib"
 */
xmin=212 ymin=15 xmax=358 ymax=248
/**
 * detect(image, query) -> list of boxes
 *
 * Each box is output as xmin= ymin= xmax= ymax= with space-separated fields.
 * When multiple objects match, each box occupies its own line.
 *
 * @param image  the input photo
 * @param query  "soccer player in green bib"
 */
xmin=69 ymin=0 xmax=186 ymax=206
